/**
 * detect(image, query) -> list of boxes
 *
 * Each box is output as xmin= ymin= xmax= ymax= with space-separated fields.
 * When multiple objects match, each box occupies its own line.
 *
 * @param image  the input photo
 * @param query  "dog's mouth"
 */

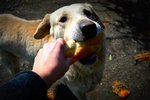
xmin=79 ymin=53 xmax=97 ymax=65
xmin=69 ymin=27 xmax=104 ymax=65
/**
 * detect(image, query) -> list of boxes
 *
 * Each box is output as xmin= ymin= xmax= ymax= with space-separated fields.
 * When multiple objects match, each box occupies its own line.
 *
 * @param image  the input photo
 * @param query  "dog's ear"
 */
xmin=34 ymin=14 xmax=50 ymax=39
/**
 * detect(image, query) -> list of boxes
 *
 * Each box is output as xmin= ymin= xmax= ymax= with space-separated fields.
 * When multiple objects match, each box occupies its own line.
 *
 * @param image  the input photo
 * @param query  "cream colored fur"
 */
xmin=0 ymin=3 xmax=105 ymax=100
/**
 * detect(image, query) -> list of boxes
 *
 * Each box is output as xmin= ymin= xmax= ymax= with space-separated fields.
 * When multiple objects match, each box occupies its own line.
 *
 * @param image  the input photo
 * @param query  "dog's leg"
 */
xmin=0 ymin=50 xmax=20 ymax=84
xmin=0 ymin=49 xmax=33 ymax=82
xmin=47 ymin=81 xmax=78 ymax=100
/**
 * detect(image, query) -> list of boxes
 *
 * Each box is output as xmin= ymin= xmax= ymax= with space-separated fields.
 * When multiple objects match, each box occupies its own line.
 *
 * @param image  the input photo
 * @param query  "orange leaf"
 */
xmin=112 ymin=80 xmax=131 ymax=98
xmin=118 ymin=89 xmax=130 ymax=98
xmin=134 ymin=51 xmax=150 ymax=61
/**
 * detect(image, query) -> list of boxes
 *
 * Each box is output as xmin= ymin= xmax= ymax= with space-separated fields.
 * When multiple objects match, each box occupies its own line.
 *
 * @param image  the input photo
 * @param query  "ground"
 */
xmin=0 ymin=0 xmax=150 ymax=100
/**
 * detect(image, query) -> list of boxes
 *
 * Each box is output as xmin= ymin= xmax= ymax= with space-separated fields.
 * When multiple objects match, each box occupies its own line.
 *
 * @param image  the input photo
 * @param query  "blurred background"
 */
xmin=0 ymin=0 xmax=150 ymax=100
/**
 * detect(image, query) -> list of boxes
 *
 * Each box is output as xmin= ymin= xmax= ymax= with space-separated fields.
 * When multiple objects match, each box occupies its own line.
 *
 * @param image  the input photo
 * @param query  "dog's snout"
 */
xmin=79 ymin=20 xmax=96 ymax=40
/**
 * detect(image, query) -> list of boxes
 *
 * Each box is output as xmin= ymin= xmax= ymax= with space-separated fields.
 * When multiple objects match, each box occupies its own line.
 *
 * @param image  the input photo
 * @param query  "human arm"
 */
xmin=0 ymin=38 xmax=70 ymax=100
xmin=0 ymin=71 xmax=48 ymax=100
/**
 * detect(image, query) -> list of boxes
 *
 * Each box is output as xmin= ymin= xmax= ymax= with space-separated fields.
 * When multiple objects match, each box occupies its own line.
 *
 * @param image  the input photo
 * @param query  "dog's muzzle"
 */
xmin=72 ymin=19 xmax=104 ymax=65
xmin=79 ymin=19 xmax=97 ymax=41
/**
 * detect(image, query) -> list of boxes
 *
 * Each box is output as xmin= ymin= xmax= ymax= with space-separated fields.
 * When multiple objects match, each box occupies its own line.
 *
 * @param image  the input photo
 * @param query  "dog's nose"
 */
xmin=79 ymin=20 xmax=97 ymax=40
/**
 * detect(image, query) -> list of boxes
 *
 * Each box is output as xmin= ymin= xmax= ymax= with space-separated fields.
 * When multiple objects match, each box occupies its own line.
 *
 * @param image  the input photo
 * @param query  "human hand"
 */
xmin=32 ymin=38 xmax=70 ymax=87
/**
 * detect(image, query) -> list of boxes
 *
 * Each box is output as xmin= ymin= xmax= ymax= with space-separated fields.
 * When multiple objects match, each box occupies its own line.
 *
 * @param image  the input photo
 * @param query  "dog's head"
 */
xmin=34 ymin=3 xmax=105 ymax=65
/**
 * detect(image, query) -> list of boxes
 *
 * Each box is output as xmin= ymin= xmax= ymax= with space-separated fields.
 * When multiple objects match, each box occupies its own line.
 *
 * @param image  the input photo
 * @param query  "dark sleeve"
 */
xmin=0 ymin=71 xmax=48 ymax=100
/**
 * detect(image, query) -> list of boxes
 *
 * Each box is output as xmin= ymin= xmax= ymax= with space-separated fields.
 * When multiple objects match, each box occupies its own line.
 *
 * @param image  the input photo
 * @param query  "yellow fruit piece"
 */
xmin=66 ymin=39 xmax=76 ymax=49
xmin=64 ymin=32 xmax=104 ymax=63
xmin=64 ymin=39 xmax=85 ymax=58
xmin=74 ymin=42 xmax=85 ymax=56
xmin=64 ymin=39 xmax=76 ymax=58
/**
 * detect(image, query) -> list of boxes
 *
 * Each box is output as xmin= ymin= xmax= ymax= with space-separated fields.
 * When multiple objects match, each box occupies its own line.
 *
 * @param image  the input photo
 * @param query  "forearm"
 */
xmin=0 ymin=71 xmax=48 ymax=100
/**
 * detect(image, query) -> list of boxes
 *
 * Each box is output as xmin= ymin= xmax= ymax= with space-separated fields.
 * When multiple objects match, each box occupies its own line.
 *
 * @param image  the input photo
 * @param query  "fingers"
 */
xmin=42 ymin=38 xmax=64 ymax=53
xmin=38 ymin=38 xmax=71 ymax=66
xmin=56 ymin=38 xmax=64 ymax=45
xmin=52 ymin=38 xmax=65 ymax=58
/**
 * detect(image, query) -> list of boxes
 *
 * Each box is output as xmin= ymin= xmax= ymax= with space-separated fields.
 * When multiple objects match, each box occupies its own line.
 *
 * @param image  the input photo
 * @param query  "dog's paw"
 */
xmin=47 ymin=84 xmax=78 ymax=100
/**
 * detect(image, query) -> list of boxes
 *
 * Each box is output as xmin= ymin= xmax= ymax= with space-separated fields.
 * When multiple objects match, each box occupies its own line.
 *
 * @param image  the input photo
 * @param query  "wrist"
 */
xmin=32 ymin=69 xmax=56 ymax=88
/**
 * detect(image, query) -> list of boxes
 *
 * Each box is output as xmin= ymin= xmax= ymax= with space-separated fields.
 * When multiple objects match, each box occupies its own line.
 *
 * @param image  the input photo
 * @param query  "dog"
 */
xmin=0 ymin=3 xmax=105 ymax=100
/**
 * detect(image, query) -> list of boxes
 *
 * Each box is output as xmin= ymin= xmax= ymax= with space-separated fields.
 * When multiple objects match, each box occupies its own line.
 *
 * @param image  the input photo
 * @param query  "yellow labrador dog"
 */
xmin=0 ymin=3 xmax=105 ymax=100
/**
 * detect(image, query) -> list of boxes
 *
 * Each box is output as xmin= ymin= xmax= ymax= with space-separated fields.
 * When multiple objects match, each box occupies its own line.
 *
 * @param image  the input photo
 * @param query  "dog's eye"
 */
xmin=59 ymin=16 xmax=67 ymax=23
xmin=83 ymin=9 xmax=92 ymax=17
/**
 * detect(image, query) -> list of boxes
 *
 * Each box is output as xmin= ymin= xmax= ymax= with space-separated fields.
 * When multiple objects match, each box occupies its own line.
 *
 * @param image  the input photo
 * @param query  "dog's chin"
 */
xmin=79 ymin=53 xmax=97 ymax=65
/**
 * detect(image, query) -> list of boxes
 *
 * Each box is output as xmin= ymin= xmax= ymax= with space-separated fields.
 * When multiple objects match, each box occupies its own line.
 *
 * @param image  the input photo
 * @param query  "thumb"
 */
xmin=52 ymin=38 xmax=64 ymax=57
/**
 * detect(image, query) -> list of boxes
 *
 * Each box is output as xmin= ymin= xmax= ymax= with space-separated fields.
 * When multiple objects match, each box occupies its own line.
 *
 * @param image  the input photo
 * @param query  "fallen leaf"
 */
xmin=112 ymin=80 xmax=131 ymax=99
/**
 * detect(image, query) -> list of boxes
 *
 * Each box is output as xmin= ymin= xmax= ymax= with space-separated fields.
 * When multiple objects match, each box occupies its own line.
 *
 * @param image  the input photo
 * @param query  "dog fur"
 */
xmin=0 ymin=3 xmax=105 ymax=100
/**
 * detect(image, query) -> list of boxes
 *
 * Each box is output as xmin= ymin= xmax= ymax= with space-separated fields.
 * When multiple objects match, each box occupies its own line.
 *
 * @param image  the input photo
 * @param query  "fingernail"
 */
xmin=57 ymin=38 xmax=65 ymax=45
xmin=56 ymin=41 xmax=64 ymax=50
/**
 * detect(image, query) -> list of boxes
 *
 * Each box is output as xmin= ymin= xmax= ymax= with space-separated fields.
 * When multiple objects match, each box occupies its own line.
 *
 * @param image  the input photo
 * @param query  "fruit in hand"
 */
xmin=64 ymin=32 xmax=104 ymax=64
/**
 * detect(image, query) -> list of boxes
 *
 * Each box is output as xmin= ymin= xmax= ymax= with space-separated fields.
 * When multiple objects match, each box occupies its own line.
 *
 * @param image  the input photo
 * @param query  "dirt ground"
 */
xmin=0 ymin=0 xmax=150 ymax=100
